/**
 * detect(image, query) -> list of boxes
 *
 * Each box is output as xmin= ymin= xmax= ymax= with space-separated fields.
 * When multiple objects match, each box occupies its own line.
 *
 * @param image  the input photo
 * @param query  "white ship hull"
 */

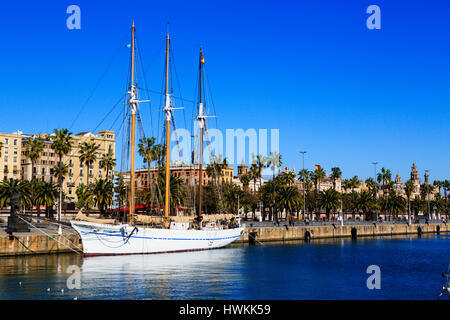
xmin=71 ymin=221 xmax=244 ymax=256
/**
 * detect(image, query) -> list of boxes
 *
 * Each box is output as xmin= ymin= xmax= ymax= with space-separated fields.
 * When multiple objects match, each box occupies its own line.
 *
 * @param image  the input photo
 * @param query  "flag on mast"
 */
xmin=314 ymin=164 xmax=322 ymax=171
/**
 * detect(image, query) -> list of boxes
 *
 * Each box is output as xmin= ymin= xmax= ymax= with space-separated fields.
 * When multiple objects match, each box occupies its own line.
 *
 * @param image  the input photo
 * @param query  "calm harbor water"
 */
xmin=0 ymin=234 xmax=449 ymax=300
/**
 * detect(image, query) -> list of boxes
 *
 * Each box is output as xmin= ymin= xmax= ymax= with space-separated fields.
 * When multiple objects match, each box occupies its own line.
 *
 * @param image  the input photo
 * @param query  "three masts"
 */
xmin=71 ymin=21 xmax=244 ymax=256
xmin=127 ymin=21 xmax=206 ymax=228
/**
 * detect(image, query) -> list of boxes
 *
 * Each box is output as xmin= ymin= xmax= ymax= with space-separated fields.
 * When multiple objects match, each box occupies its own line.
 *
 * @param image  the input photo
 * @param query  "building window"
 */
xmin=13 ymin=156 xmax=17 ymax=163
xmin=4 ymin=147 xmax=8 ymax=154
xmin=5 ymin=138 xmax=9 ymax=144
xmin=13 ymin=139 xmax=17 ymax=146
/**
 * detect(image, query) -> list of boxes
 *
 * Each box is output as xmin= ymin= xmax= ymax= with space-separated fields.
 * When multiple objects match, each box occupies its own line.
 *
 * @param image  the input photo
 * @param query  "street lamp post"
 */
xmin=372 ymin=162 xmax=378 ymax=181
xmin=425 ymin=169 xmax=430 ymax=218
xmin=58 ymin=186 xmax=62 ymax=235
xmin=299 ymin=151 xmax=306 ymax=220
xmin=372 ymin=162 xmax=378 ymax=221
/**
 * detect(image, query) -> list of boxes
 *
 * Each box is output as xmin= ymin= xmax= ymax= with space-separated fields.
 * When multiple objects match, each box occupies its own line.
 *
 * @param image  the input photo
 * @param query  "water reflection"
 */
xmin=0 ymin=235 xmax=448 ymax=300
xmin=79 ymin=248 xmax=246 ymax=299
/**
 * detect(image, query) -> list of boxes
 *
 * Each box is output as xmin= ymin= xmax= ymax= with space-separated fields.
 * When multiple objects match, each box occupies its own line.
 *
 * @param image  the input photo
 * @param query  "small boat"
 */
xmin=71 ymin=21 xmax=244 ymax=256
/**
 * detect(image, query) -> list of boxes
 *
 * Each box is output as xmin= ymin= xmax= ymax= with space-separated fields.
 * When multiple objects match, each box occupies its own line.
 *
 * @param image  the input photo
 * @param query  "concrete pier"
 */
xmin=236 ymin=222 xmax=449 ymax=243
xmin=0 ymin=225 xmax=82 ymax=257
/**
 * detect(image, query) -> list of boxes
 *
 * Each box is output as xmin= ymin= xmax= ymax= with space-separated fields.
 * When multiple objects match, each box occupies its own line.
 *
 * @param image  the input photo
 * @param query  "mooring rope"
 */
xmin=16 ymin=216 xmax=82 ymax=255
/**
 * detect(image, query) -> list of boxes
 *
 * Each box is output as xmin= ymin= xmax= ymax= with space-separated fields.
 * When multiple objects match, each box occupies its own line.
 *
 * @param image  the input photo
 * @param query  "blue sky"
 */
xmin=0 ymin=0 xmax=449 ymax=182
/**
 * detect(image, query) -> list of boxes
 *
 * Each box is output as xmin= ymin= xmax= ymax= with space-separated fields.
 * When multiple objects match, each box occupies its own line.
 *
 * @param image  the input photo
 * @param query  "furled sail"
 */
xmin=75 ymin=211 xmax=116 ymax=224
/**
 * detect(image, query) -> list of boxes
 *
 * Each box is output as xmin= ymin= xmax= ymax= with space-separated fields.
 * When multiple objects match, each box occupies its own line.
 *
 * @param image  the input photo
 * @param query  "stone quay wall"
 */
xmin=237 ymin=222 xmax=448 ymax=243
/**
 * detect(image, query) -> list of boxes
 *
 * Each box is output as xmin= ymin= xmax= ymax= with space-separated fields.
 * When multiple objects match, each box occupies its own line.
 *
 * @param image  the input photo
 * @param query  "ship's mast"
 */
xmin=197 ymin=47 xmax=204 ymax=228
xmin=164 ymin=32 xmax=171 ymax=228
xmin=128 ymin=21 xmax=137 ymax=226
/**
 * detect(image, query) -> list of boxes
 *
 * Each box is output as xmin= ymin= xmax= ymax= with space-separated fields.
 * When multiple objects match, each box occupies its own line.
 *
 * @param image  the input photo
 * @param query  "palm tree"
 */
xmin=443 ymin=180 xmax=450 ymax=201
xmin=443 ymin=180 xmax=450 ymax=218
xmin=350 ymin=176 xmax=360 ymax=192
xmin=249 ymin=161 xmax=260 ymax=193
xmin=433 ymin=180 xmax=443 ymax=195
xmin=239 ymin=174 xmax=251 ymax=190
xmin=29 ymin=178 xmax=43 ymax=217
xmin=388 ymin=192 xmax=406 ymax=220
xmin=298 ymin=169 xmax=310 ymax=184
xmin=357 ymin=191 xmax=376 ymax=220
xmin=255 ymin=154 xmax=268 ymax=188
xmin=311 ymin=167 xmax=326 ymax=214
xmin=277 ymin=185 xmax=300 ymax=221
xmin=380 ymin=191 xmax=406 ymax=221
xmin=267 ymin=152 xmax=282 ymax=179
xmin=91 ymin=179 xmax=114 ymax=217
xmin=99 ymin=151 xmax=116 ymax=180
xmin=23 ymin=137 xmax=44 ymax=180
xmin=156 ymin=175 xmax=186 ymax=215
xmin=79 ymin=141 xmax=100 ymax=185
xmin=223 ymin=184 xmax=243 ymax=214
xmin=0 ymin=179 xmax=31 ymax=208
xmin=138 ymin=137 xmax=157 ymax=187
xmin=51 ymin=129 xmax=72 ymax=166
xmin=342 ymin=179 xmax=352 ymax=193
xmin=330 ymin=167 xmax=342 ymax=190
xmin=114 ymin=174 xmax=128 ymax=209
xmin=319 ymin=188 xmax=340 ymax=221
xmin=35 ymin=181 xmax=58 ymax=218
xmin=53 ymin=163 xmax=69 ymax=188
xmin=342 ymin=191 xmax=359 ymax=221
xmin=260 ymin=179 xmax=278 ymax=221
xmin=75 ymin=184 xmax=94 ymax=213
xmin=411 ymin=197 xmax=424 ymax=221
xmin=421 ymin=183 xmax=434 ymax=217
xmin=365 ymin=177 xmax=377 ymax=198
xmin=377 ymin=167 xmax=392 ymax=196
xmin=404 ymin=180 xmax=414 ymax=223
xmin=280 ymin=171 xmax=296 ymax=186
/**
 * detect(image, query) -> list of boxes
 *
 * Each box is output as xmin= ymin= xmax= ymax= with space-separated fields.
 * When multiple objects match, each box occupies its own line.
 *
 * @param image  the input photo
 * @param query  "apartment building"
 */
xmin=1 ymin=130 xmax=115 ymax=204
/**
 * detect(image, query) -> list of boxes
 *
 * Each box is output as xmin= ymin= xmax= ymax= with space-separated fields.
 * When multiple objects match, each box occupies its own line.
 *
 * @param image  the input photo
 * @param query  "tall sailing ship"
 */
xmin=71 ymin=22 xmax=244 ymax=256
